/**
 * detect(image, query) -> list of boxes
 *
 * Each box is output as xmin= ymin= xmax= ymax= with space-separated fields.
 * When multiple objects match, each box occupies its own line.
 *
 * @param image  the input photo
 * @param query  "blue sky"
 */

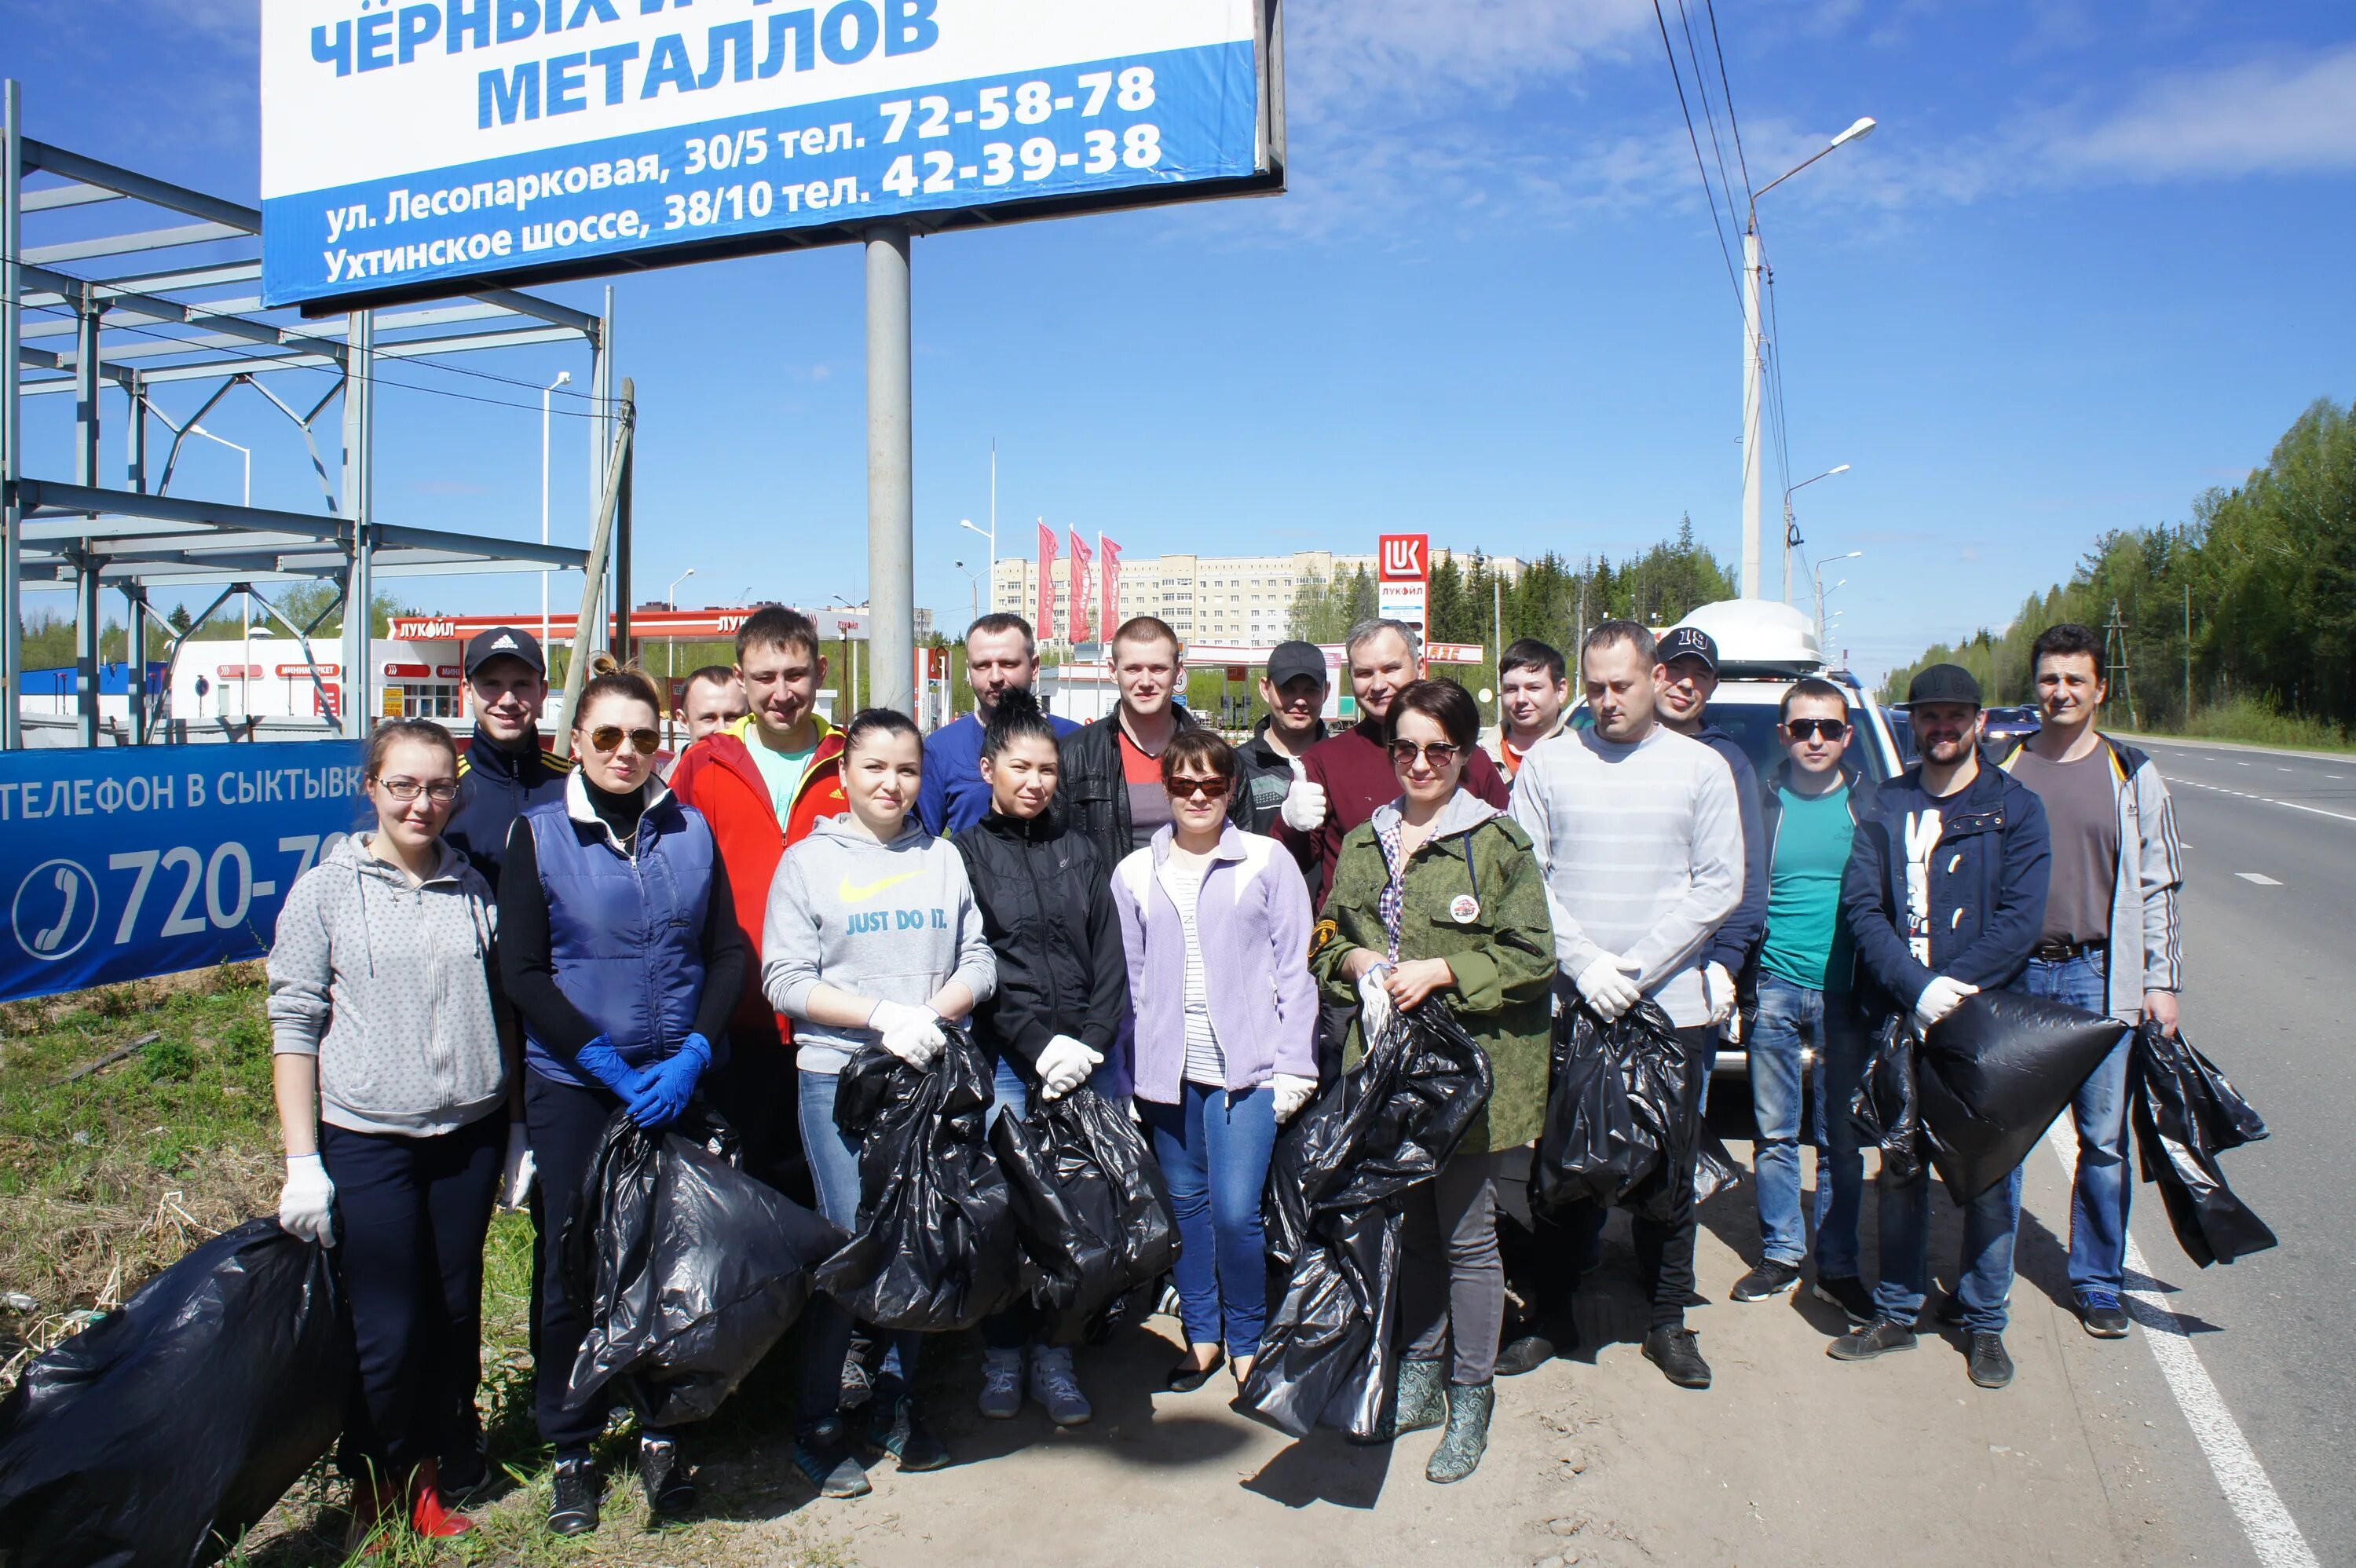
xmin=9 ymin=0 xmax=2355 ymax=683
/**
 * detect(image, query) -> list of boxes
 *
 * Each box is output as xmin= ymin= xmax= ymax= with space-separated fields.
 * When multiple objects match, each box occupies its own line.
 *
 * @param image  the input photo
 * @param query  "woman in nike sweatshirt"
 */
xmin=763 ymin=707 xmax=995 ymax=1500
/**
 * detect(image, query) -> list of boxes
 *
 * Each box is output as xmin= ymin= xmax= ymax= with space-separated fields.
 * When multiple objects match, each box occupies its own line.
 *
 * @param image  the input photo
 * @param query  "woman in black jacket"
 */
xmin=953 ymin=689 xmax=1130 ymax=1428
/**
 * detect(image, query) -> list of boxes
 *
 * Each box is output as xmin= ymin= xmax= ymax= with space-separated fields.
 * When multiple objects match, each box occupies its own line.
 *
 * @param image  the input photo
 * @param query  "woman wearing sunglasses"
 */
xmin=1110 ymin=731 xmax=1317 ymax=1395
xmin=1310 ymin=678 xmax=1554 ymax=1484
xmin=499 ymin=663 xmax=745 ymax=1538
xmin=269 ymin=718 xmax=510 ymax=1550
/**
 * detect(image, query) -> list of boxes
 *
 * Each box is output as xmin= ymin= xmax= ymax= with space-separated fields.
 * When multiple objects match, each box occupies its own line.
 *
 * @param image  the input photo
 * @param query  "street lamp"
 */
xmin=664 ymin=567 xmax=696 ymax=741
xmin=1814 ymin=550 xmax=1863 ymax=648
xmin=1780 ymin=462 xmax=1852 ymax=602
xmin=952 ymin=559 xmax=980 ymax=627
xmin=1741 ymin=117 xmax=1875 ymax=598
xmin=188 ymin=424 xmax=250 ymax=507
xmin=541 ymin=370 xmax=573 ymax=650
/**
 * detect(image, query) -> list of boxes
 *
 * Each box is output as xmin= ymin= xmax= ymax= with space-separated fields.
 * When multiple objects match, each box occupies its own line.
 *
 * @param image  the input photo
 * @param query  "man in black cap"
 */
xmin=1832 ymin=663 xmax=2051 ymax=1390
xmin=1653 ymin=626 xmax=1765 ymax=1057
xmin=444 ymin=626 xmax=573 ymax=888
xmin=1232 ymin=640 xmax=1331 ymax=835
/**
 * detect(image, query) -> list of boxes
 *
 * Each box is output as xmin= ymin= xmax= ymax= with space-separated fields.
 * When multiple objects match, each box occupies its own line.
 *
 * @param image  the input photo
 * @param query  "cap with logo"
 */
xmin=1265 ymin=640 xmax=1330 ymax=689
xmin=463 ymin=626 xmax=547 ymax=678
xmin=1656 ymin=626 xmax=1718 ymax=671
xmin=1904 ymin=663 xmax=1982 ymax=709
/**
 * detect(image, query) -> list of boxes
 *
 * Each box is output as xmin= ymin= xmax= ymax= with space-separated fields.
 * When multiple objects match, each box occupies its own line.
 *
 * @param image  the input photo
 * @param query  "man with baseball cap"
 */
xmin=1232 ymin=640 xmax=1331 ymax=835
xmin=1653 ymin=626 xmax=1765 ymax=1047
xmin=444 ymin=627 xmax=573 ymax=888
xmin=1835 ymin=662 xmax=2051 ymax=1390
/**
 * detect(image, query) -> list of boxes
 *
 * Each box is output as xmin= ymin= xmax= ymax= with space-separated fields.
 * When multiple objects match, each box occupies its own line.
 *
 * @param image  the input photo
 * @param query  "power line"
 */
xmin=1701 ymin=0 xmax=1754 ymax=207
xmin=1649 ymin=0 xmax=1742 ymax=308
xmin=1672 ymin=0 xmax=1745 ymax=244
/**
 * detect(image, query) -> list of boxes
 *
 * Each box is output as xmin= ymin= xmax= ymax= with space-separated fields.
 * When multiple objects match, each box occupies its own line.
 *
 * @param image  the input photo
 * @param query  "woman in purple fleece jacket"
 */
xmin=1110 ymin=730 xmax=1318 ymax=1394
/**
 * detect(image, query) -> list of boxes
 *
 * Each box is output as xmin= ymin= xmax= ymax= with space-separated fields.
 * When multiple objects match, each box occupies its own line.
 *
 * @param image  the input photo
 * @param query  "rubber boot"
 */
xmin=342 ymin=1470 xmax=397 ymax=1558
xmin=1352 ymin=1355 xmax=1447 ymax=1446
xmin=1425 ymin=1380 xmax=1494 ymax=1484
xmin=407 ymin=1458 xmax=475 ymax=1540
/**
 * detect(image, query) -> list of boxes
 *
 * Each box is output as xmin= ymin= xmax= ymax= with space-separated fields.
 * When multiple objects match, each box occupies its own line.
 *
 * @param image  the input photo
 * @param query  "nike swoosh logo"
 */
xmin=839 ymin=868 xmax=922 ymax=903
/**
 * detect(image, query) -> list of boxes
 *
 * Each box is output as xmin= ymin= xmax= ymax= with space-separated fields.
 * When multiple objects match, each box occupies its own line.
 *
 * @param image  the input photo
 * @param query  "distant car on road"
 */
xmin=1981 ymin=704 xmax=2042 ymax=751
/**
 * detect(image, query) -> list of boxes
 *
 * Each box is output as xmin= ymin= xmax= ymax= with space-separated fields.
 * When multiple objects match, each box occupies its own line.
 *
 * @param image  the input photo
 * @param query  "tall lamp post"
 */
xmin=1742 ymin=116 xmax=1875 ymax=598
xmin=953 ymin=559 xmax=980 ymax=627
xmin=540 ymin=370 xmax=573 ymax=649
xmin=1814 ymin=550 xmax=1862 ymax=650
xmin=188 ymin=424 xmax=250 ymax=507
xmin=1781 ymin=462 xmax=1851 ymax=602
xmin=664 ymin=566 xmax=695 ymax=744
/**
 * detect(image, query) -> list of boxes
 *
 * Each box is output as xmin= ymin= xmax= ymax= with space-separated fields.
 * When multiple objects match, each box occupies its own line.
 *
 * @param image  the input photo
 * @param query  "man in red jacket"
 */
xmin=670 ymin=605 xmax=849 ymax=1193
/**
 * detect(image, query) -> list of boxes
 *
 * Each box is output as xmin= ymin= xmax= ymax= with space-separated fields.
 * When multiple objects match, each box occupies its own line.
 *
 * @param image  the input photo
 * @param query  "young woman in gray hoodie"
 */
xmin=763 ymin=707 xmax=995 ymax=1500
xmin=268 ymin=718 xmax=510 ymax=1552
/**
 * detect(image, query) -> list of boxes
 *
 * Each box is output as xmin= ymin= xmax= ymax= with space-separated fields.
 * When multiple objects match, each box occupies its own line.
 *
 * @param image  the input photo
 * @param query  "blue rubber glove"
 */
xmin=625 ymin=1032 xmax=712 ymax=1131
xmin=573 ymin=1034 xmax=653 ymax=1102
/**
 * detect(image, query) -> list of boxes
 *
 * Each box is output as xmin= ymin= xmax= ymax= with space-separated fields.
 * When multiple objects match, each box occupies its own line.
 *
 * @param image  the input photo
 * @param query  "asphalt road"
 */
xmin=2127 ymin=738 xmax=2356 ymax=1563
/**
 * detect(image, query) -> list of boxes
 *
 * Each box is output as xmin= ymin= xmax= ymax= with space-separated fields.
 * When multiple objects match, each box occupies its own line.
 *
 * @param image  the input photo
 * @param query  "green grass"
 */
xmin=2145 ymin=695 xmax=2355 ymax=752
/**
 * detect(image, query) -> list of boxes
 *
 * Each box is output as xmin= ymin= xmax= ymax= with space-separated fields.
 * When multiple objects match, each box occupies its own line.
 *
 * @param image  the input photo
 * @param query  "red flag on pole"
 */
xmin=1099 ymin=535 xmax=1122 ymax=641
xmin=1035 ymin=522 xmax=1059 ymax=641
xmin=1068 ymin=529 xmax=1094 ymax=645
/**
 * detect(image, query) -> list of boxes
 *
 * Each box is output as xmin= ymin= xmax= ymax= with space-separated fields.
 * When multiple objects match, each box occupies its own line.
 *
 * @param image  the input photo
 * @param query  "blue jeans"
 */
xmin=2017 ymin=952 xmax=2131 ymax=1299
xmin=796 ymin=1068 xmax=923 ymax=1420
xmin=1140 ymin=1082 xmax=1277 ymax=1360
xmin=1875 ymin=1160 xmax=2027 ymax=1334
xmin=1751 ymin=974 xmax=1868 ymax=1273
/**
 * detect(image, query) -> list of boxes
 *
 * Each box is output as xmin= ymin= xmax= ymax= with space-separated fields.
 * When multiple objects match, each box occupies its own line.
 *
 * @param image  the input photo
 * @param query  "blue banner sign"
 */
xmin=1 ymin=744 xmax=369 ymax=1003
xmin=260 ymin=0 xmax=1277 ymax=308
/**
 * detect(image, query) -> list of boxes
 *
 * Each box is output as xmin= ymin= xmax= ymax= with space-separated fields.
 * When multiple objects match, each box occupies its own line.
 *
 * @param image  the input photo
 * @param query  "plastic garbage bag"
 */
xmin=2130 ymin=1022 xmax=2275 ymax=1266
xmin=817 ymin=1029 xmax=1024 ymax=1332
xmin=0 ymin=1218 xmax=349 ymax=1568
xmin=1242 ymin=1001 xmax=1491 ymax=1440
xmin=990 ymin=1084 xmax=1180 ymax=1345
xmin=1850 ymin=1017 xmax=1924 ymax=1188
xmin=1533 ymin=999 xmax=1705 ymax=1223
xmin=563 ymin=1109 xmax=843 ymax=1427
xmin=1913 ymin=989 xmax=2127 ymax=1204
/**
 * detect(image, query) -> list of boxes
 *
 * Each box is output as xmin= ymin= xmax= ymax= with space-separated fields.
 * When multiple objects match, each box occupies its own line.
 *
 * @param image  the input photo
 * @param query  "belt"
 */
xmin=2031 ymin=938 xmax=2106 ymax=962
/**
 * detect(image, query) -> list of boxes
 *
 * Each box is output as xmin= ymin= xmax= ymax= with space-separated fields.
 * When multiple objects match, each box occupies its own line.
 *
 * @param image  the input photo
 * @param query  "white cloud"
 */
xmin=2047 ymin=45 xmax=2356 ymax=178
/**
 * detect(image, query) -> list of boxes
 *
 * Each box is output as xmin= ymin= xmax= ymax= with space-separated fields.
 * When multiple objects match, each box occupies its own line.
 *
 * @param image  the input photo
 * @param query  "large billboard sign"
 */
xmin=260 ymin=0 xmax=1284 ymax=310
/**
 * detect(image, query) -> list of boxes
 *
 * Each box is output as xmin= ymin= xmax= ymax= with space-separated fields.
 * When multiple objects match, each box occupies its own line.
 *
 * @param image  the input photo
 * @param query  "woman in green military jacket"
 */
xmin=1308 ymin=678 xmax=1554 ymax=1486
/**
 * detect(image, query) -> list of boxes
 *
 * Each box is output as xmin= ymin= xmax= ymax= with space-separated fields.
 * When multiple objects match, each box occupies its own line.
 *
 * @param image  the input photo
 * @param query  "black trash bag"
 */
xmin=1913 ymin=989 xmax=2127 ymax=1204
xmin=563 ymin=1108 xmax=844 ymax=1427
xmin=990 ymin=1084 xmax=1180 ymax=1345
xmin=1849 ymin=1017 xmax=1924 ymax=1188
xmin=1242 ymin=1001 xmax=1491 ymax=1440
xmin=2130 ymin=1022 xmax=2276 ymax=1267
xmin=816 ymin=1029 xmax=1024 ymax=1332
xmin=0 ymin=1218 xmax=349 ymax=1568
xmin=1534 ymin=998 xmax=1704 ymax=1223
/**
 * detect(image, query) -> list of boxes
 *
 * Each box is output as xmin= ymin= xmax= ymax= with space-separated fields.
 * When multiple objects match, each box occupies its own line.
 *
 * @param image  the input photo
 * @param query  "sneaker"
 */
xmin=1813 ymin=1275 xmax=1875 ymax=1326
xmin=638 ymin=1435 xmax=695 ymax=1517
xmin=1641 ymin=1327 xmax=1711 ymax=1389
xmin=979 ymin=1347 xmax=1026 ymax=1420
xmin=546 ymin=1453 xmax=600 ymax=1537
xmin=1827 ymin=1319 xmax=1918 ymax=1361
xmin=792 ymin=1417 xmax=871 ymax=1500
xmin=840 ymin=1347 xmax=874 ymax=1411
xmin=864 ymin=1390 xmax=950 ymax=1472
xmin=2076 ymin=1291 xmax=2131 ymax=1340
xmin=1968 ymin=1331 xmax=2014 ymax=1389
xmin=436 ymin=1442 xmax=491 ymax=1508
xmin=1028 ymin=1347 xmax=1092 ymax=1427
xmin=1732 ymin=1259 xmax=1803 ymax=1302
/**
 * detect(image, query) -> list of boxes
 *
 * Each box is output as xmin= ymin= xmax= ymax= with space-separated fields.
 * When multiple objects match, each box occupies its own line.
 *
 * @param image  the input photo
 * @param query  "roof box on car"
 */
xmin=1666 ymin=599 xmax=1824 ymax=678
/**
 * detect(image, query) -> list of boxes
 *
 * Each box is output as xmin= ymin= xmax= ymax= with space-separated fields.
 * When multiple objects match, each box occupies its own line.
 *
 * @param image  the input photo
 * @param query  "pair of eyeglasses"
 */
xmin=1785 ymin=718 xmax=1849 ymax=741
xmin=372 ymin=777 xmax=459 ymax=803
xmin=1165 ymin=777 xmax=1231 ymax=801
xmin=1388 ymin=740 xmax=1462 ymax=767
xmin=587 ymin=726 xmax=662 ymax=755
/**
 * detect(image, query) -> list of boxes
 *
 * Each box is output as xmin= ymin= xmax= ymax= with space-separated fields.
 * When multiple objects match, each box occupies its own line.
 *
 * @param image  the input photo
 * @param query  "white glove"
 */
xmin=1356 ymin=965 xmax=1394 ymax=1044
xmin=1575 ymin=955 xmax=1644 ymax=1022
xmin=1036 ymin=1033 xmax=1103 ymax=1100
xmin=1279 ymin=758 xmax=1329 ymax=834
xmin=1912 ymin=976 xmax=1979 ymax=1033
xmin=870 ymin=1000 xmax=946 ymax=1067
xmin=278 ymin=1153 xmax=336 ymax=1247
xmin=1271 ymin=1073 xmax=1318 ymax=1124
xmin=500 ymin=1121 xmax=536 ymax=1211
xmin=1703 ymin=962 xmax=1736 ymax=1025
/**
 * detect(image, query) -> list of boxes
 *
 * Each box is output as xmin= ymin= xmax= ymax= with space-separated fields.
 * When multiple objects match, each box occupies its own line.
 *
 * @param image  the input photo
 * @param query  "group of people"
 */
xmin=263 ymin=594 xmax=2181 ymax=1548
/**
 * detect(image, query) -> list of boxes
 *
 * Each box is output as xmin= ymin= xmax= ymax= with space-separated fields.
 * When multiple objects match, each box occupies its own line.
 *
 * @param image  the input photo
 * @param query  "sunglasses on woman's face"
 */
xmin=372 ymin=777 xmax=459 ymax=803
xmin=1784 ymin=718 xmax=1849 ymax=741
xmin=1387 ymin=740 xmax=1462 ymax=768
xmin=587 ymin=726 xmax=662 ymax=756
xmin=1165 ymin=776 xmax=1231 ymax=801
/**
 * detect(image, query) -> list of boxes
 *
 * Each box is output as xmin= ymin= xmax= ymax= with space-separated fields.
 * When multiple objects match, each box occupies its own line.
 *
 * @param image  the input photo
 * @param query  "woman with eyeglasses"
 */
xmin=498 ymin=663 xmax=745 ymax=1538
xmin=1309 ymin=678 xmax=1554 ymax=1484
xmin=269 ymin=718 xmax=510 ymax=1550
xmin=1109 ymin=731 xmax=1317 ymax=1395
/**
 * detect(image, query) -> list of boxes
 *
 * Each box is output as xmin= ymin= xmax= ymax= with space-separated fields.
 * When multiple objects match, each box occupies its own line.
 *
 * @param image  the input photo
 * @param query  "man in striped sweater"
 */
xmin=1506 ymin=620 xmax=1744 ymax=1390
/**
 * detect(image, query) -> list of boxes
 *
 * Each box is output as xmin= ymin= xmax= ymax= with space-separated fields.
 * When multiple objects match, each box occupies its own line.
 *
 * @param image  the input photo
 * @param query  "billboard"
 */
xmin=261 ymin=0 xmax=1284 ymax=310
xmin=1377 ymin=532 xmax=1429 ymax=638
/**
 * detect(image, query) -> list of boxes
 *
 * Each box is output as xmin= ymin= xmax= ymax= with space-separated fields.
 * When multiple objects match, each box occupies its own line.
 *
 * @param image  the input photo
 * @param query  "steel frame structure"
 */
xmin=1 ymin=79 xmax=620 ymax=749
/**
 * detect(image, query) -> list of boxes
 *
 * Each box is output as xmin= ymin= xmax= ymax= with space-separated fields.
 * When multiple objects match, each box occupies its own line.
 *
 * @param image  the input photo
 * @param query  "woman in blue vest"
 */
xmin=499 ymin=663 xmax=744 ymax=1539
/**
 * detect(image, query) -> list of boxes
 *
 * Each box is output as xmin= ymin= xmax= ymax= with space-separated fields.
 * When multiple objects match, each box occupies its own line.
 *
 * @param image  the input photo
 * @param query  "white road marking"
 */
xmin=2045 ymin=1129 xmax=2320 ymax=1568
xmin=2236 ymin=872 xmax=2282 ymax=886
xmin=2171 ymin=777 xmax=2356 ymax=825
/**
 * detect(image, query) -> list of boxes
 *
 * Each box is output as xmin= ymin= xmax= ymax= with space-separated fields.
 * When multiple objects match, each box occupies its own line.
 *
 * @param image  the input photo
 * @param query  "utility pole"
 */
xmin=2183 ymin=584 xmax=2193 ymax=722
xmin=2103 ymin=598 xmax=2138 ymax=729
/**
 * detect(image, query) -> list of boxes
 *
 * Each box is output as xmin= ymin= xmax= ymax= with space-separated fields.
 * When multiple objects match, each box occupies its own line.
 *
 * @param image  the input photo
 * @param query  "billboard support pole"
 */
xmin=866 ymin=225 xmax=915 ymax=714
xmin=2 ymin=79 xmax=23 ymax=751
xmin=340 ymin=308 xmax=375 ymax=740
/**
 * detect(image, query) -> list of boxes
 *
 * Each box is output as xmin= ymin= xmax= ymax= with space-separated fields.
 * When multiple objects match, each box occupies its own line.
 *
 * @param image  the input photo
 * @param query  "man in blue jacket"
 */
xmin=919 ymin=613 xmax=1077 ymax=836
xmin=1831 ymin=663 xmax=2051 ymax=1390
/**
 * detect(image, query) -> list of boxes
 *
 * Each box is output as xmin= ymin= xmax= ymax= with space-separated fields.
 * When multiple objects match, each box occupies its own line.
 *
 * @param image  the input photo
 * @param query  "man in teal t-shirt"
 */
xmin=1731 ymin=678 xmax=1875 ymax=1323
